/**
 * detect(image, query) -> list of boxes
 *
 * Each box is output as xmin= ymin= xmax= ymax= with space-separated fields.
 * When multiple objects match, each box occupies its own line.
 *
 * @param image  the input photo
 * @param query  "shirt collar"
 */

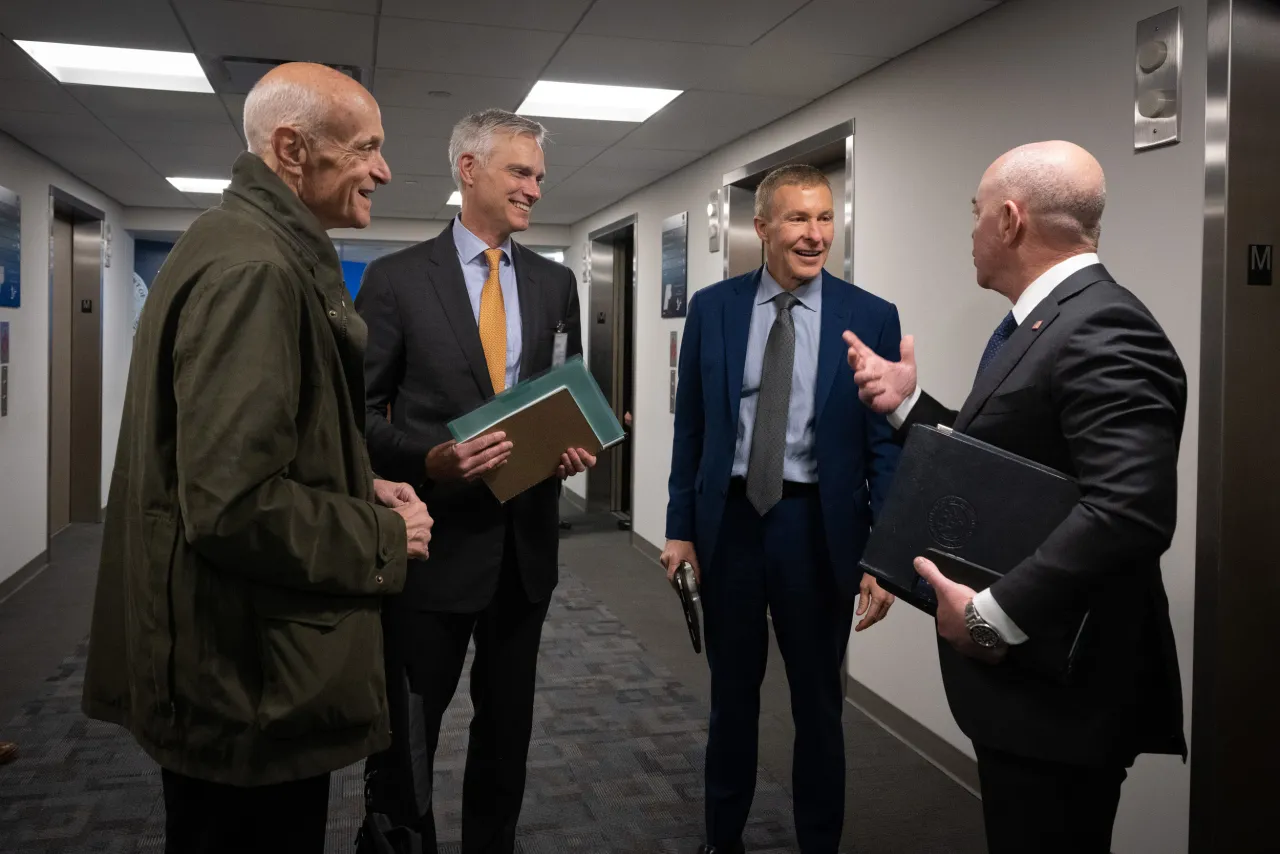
xmin=1011 ymin=252 xmax=1100 ymax=325
xmin=758 ymin=265 xmax=821 ymax=311
xmin=453 ymin=215 xmax=513 ymax=266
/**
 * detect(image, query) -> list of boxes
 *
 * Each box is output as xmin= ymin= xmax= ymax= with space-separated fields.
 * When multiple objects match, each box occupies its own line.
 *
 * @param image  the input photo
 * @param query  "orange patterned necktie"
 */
xmin=478 ymin=248 xmax=507 ymax=393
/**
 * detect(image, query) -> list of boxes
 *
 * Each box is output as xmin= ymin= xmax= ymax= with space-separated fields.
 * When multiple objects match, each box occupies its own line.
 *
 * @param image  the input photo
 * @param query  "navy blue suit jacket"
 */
xmin=665 ymin=267 xmax=902 ymax=597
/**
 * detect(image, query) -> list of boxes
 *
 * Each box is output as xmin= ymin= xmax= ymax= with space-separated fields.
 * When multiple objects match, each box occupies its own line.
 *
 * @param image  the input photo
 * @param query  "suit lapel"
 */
xmin=427 ymin=222 xmax=494 ymax=398
xmin=955 ymin=264 xmax=1111 ymax=430
xmin=815 ymin=271 xmax=851 ymax=422
xmin=725 ymin=269 xmax=760 ymax=425
xmin=513 ymin=243 xmax=540 ymax=382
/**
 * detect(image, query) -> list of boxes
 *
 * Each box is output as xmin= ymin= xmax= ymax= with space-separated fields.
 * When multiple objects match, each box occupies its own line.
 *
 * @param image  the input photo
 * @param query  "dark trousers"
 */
xmin=975 ymin=744 xmax=1127 ymax=854
xmin=161 ymin=767 xmax=329 ymax=854
xmin=702 ymin=487 xmax=855 ymax=854
xmin=377 ymin=537 xmax=551 ymax=854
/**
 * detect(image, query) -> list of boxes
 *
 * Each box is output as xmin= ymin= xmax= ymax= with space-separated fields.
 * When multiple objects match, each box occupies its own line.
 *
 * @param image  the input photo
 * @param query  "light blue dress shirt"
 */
xmin=731 ymin=267 xmax=822 ymax=483
xmin=453 ymin=216 xmax=522 ymax=390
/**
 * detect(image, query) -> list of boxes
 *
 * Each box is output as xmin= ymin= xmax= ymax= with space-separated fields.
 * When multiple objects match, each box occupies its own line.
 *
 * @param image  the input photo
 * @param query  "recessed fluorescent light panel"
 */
xmin=516 ymin=80 xmax=682 ymax=123
xmin=15 ymin=41 xmax=214 ymax=93
xmin=447 ymin=191 xmax=462 ymax=206
xmin=168 ymin=177 xmax=230 ymax=194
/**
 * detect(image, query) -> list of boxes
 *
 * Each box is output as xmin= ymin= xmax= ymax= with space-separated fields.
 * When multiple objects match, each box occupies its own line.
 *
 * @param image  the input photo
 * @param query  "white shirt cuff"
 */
xmin=972 ymin=588 xmax=1028 ymax=645
xmin=886 ymin=385 xmax=923 ymax=430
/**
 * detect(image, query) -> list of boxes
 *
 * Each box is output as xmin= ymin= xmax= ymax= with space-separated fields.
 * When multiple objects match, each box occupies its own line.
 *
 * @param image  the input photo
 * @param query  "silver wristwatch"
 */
xmin=964 ymin=600 xmax=1005 ymax=649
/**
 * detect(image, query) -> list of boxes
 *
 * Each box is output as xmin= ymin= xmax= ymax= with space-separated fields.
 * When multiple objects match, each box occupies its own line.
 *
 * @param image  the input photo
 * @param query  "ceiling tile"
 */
xmin=82 ymin=171 xmax=195 ymax=207
xmin=576 ymin=0 xmax=807 ymax=47
xmin=541 ymin=143 xmax=604 ymax=168
xmin=75 ymin=88 xmax=230 ymax=122
xmin=0 ymin=0 xmax=192 ymax=51
xmin=756 ymin=0 xmax=998 ymax=57
xmin=232 ymin=0 xmax=378 ymax=12
xmin=131 ymin=141 xmax=245 ymax=177
xmin=0 ymin=108 xmax=114 ymax=141
xmin=370 ymin=173 xmax=457 ymax=215
xmin=380 ymin=106 xmax=462 ymax=139
xmin=381 ymin=135 xmax=452 ymax=177
xmin=537 ymin=117 xmax=635 ymax=148
xmin=96 ymin=115 xmax=244 ymax=147
xmin=372 ymin=69 xmax=533 ymax=113
xmin=552 ymin=162 xmax=670 ymax=198
xmin=543 ymin=34 xmax=884 ymax=97
xmin=21 ymin=134 xmax=157 ymax=175
xmin=379 ymin=0 xmax=593 ymax=32
xmin=590 ymin=147 xmax=702 ymax=172
xmin=173 ymin=0 xmax=376 ymax=67
xmin=376 ymin=19 xmax=562 ymax=78
xmin=616 ymin=90 xmax=806 ymax=151
xmin=0 ymin=78 xmax=84 ymax=113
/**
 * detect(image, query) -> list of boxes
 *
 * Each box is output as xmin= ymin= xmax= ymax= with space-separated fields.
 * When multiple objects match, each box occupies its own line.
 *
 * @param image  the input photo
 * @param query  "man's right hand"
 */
xmin=393 ymin=498 xmax=433 ymax=560
xmin=843 ymin=331 xmax=918 ymax=415
xmin=425 ymin=431 xmax=513 ymax=483
xmin=660 ymin=539 xmax=701 ymax=585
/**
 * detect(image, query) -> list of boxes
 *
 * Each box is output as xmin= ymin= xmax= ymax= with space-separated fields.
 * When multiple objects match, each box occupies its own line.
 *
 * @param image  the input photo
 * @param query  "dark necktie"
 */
xmin=746 ymin=292 xmax=800 ymax=516
xmin=975 ymin=312 xmax=1017 ymax=381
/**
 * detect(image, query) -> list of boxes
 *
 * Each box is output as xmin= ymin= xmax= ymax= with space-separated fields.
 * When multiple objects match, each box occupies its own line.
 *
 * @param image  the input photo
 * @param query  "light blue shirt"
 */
xmin=453 ymin=216 xmax=522 ymax=390
xmin=731 ymin=267 xmax=822 ymax=483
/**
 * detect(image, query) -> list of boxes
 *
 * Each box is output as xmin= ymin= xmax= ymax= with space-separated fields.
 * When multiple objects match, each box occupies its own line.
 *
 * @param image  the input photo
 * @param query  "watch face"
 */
xmin=970 ymin=624 xmax=1002 ymax=649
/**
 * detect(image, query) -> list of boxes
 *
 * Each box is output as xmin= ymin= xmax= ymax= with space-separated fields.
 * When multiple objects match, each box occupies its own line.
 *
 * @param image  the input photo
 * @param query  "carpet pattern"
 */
xmin=0 ymin=571 xmax=798 ymax=853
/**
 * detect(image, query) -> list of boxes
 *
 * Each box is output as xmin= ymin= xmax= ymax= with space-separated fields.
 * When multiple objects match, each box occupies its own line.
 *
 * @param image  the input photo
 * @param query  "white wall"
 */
xmin=124 ymin=207 xmax=573 ymax=248
xmin=0 ymin=131 xmax=135 ymax=587
xmin=567 ymin=0 xmax=1206 ymax=850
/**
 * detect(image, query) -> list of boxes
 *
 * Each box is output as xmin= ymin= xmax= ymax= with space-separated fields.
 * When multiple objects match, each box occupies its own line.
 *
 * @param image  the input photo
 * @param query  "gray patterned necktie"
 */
xmin=746 ymin=291 xmax=800 ymax=516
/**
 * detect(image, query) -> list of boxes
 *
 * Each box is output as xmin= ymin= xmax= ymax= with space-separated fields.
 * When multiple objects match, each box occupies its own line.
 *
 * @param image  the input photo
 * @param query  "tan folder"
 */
xmin=476 ymin=387 xmax=602 ymax=503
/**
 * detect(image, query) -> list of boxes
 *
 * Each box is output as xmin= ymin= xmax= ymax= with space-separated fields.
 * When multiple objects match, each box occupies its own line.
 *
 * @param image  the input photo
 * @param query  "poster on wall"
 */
xmin=0 ymin=184 xmax=20 ymax=309
xmin=660 ymin=211 xmax=687 ymax=318
xmin=132 ymin=239 xmax=175 ymax=335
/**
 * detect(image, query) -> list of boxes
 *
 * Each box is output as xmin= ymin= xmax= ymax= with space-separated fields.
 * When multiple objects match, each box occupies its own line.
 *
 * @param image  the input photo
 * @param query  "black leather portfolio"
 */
xmin=671 ymin=561 xmax=703 ymax=654
xmin=861 ymin=424 xmax=1090 ymax=675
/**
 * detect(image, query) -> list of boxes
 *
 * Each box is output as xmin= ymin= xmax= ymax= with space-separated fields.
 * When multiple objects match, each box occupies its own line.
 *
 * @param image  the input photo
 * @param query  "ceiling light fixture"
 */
xmin=167 ymin=177 xmax=230 ymax=194
xmin=446 ymin=191 xmax=462 ymax=206
xmin=516 ymin=80 xmax=682 ymax=123
xmin=15 ymin=40 xmax=214 ymax=93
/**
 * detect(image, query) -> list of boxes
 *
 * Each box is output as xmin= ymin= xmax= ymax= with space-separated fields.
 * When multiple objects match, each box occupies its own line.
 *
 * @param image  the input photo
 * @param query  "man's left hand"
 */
xmin=855 ymin=573 xmax=895 ymax=631
xmin=557 ymin=447 xmax=597 ymax=479
xmin=913 ymin=557 xmax=1006 ymax=664
xmin=373 ymin=478 xmax=419 ymax=508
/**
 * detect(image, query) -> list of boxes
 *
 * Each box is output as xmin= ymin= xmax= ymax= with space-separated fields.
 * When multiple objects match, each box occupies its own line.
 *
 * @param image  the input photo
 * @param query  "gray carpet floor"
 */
xmin=0 ymin=514 xmax=985 ymax=853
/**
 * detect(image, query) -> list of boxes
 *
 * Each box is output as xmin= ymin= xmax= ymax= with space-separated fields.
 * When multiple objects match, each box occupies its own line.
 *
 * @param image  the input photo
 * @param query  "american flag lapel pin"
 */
xmin=1031 ymin=320 xmax=1043 ymax=331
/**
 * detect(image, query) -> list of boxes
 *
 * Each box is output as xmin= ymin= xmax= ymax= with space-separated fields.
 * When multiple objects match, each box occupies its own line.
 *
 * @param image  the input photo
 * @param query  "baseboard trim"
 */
xmin=844 ymin=676 xmax=982 ymax=798
xmin=0 ymin=549 xmax=51 ymax=607
xmin=630 ymin=531 xmax=662 ymax=563
xmin=562 ymin=488 xmax=586 ymax=513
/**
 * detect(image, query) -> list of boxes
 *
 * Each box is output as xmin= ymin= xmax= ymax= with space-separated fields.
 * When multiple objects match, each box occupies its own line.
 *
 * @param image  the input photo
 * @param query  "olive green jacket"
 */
xmin=83 ymin=152 xmax=408 ymax=786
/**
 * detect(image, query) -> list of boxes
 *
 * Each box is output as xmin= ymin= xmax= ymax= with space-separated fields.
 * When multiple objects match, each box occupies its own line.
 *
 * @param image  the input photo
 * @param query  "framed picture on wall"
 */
xmin=0 ymin=184 xmax=21 ymax=309
xmin=660 ymin=212 xmax=687 ymax=318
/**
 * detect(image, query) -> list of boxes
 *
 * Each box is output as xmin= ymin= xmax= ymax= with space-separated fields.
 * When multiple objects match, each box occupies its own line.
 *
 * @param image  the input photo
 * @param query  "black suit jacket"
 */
xmin=903 ymin=264 xmax=1187 ymax=767
xmin=356 ymin=222 xmax=582 ymax=612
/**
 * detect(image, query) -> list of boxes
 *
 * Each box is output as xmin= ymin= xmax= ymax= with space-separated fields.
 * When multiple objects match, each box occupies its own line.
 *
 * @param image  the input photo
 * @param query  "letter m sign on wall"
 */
xmin=1248 ymin=244 xmax=1273 ymax=286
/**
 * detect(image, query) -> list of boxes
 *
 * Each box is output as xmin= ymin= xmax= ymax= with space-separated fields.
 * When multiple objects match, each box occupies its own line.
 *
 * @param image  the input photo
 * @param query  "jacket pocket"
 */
xmin=252 ymin=591 xmax=383 ymax=739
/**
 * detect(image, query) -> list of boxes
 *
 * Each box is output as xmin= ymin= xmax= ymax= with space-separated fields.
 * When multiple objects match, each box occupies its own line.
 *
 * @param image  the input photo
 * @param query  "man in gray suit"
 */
xmin=356 ymin=109 xmax=594 ymax=853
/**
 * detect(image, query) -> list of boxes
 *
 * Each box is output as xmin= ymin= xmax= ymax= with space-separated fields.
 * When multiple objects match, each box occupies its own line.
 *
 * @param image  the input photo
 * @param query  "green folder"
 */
xmin=447 ymin=356 xmax=626 ymax=502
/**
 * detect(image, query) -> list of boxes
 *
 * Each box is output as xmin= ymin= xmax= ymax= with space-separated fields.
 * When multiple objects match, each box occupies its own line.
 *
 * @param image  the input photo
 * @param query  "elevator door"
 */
xmin=586 ymin=224 xmax=635 ymax=517
xmin=48 ymin=216 xmax=72 ymax=535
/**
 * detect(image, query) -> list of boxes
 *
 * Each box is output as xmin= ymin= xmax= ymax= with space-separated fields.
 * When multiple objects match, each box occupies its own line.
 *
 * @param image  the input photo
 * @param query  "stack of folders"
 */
xmin=447 ymin=356 xmax=626 ymax=503
xmin=860 ymin=424 xmax=1090 ymax=678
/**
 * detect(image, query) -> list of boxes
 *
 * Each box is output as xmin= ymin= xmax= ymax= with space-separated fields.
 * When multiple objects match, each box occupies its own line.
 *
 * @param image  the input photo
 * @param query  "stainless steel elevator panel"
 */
xmin=1135 ymin=6 xmax=1183 ymax=151
xmin=1192 ymin=0 xmax=1280 ymax=848
xmin=587 ymin=238 xmax=616 ymax=511
xmin=723 ymin=185 xmax=761 ymax=279
xmin=69 ymin=220 xmax=102 ymax=523
xmin=48 ymin=216 xmax=72 ymax=536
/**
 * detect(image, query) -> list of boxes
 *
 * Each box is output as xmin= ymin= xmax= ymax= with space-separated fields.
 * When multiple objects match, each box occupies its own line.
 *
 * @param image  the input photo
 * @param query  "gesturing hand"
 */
xmin=426 ymin=431 xmax=512 ymax=483
xmin=843 ymin=331 xmax=918 ymax=415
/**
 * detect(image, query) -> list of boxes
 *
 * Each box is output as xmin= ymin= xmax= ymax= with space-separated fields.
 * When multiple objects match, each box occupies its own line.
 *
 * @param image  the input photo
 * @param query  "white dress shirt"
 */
xmin=890 ymin=253 xmax=1100 ymax=643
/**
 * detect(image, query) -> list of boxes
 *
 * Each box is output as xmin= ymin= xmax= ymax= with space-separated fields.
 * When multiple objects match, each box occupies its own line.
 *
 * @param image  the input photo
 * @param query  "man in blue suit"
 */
xmin=662 ymin=164 xmax=901 ymax=854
